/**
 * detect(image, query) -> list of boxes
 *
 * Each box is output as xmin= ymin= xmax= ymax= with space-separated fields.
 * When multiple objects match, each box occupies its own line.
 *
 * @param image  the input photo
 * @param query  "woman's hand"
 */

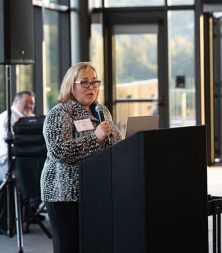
xmin=94 ymin=121 xmax=110 ymax=142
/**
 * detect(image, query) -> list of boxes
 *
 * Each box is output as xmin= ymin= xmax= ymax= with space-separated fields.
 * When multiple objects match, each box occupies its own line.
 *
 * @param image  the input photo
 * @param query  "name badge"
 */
xmin=74 ymin=118 xmax=94 ymax=132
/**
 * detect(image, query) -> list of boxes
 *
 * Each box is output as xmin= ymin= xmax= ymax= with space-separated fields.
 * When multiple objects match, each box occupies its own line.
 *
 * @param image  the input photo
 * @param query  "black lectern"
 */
xmin=80 ymin=126 xmax=208 ymax=253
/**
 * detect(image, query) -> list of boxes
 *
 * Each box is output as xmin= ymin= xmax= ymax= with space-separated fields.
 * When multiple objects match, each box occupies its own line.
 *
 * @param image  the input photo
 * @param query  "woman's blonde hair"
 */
xmin=58 ymin=62 xmax=97 ymax=102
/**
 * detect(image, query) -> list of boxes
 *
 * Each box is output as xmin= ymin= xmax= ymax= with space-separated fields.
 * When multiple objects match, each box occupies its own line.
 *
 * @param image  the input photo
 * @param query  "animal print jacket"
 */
xmin=40 ymin=99 xmax=122 ymax=202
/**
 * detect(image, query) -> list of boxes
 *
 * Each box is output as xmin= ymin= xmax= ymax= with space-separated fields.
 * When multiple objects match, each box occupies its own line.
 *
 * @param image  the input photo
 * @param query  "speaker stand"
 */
xmin=0 ymin=65 xmax=24 ymax=253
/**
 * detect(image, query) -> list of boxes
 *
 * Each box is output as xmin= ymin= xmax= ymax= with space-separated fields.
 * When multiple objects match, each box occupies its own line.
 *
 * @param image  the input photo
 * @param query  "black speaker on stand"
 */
xmin=0 ymin=1 xmax=34 ymax=252
xmin=0 ymin=0 xmax=34 ymax=64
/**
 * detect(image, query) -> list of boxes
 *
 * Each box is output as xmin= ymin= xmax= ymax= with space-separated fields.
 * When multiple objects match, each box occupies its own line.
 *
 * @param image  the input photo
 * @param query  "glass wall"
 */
xmin=0 ymin=65 xmax=33 ymax=112
xmin=16 ymin=65 xmax=33 ymax=92
xmin=90 ymin=0 xmax=195 ymax=8
xmin=167 ymin=0 xmax=194 ymax=5
xmin=90 ymin=19 xmax=104 ymax=103
xmin=168 ymin=10 xmax=195 ymax=127
xmin=0 ymin=2 xmax=70 ymax=115
xmin=89 ymin=0 xmax=102 ymax=9
xmin=47 ymin=0 xmax=59 ymax=3
xmin=104 ymin=0 xmax=164 ymax=7
xmin=43 ymin=9 xmax=60 ymax=113
xmin=113 ymin=25 xmax=158 ymax=136
xmin=70 ymin=0 xmax=78 ymax=7
xmin=0 ymin=0 xmax=198 ymax=125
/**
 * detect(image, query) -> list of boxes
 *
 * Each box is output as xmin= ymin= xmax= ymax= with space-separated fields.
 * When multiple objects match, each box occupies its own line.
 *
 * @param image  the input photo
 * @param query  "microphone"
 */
xmin=95 ymin=104 xmax=110 ymax=143
xmin=95 ymin=104 xmax=105 ymax=122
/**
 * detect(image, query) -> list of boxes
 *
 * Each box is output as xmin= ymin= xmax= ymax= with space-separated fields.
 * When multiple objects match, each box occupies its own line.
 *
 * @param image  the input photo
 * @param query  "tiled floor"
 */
xmin=207 ymin=165 xmax=222 ymax=253
xmin=208 ymin=165 xmax=222 ymax=196
xmin=0 ymin=165 xmax=222 ymax=253
xmin=0 ymin=216 xmax=53 ymax=253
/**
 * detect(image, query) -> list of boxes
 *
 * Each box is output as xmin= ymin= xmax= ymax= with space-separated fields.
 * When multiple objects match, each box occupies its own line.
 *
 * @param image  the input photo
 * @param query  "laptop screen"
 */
xmin=125 ymin=115 xmax=159 ymax=139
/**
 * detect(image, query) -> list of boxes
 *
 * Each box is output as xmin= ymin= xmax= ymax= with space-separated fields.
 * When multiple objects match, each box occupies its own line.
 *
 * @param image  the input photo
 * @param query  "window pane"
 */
xmin=43 ymin=9 xmax=60 ymax=113
xmin=47 ymin=0 xmax=58 ymax=3
xmin=168 ymin=0 xmax=194 ymax=5
xmin=0 ymin=66 xmax=5 ymax=112
xmin=115 ymin=33 xmax=158 ymax=100
xmin=117 ymin=79 xmax=158 ymax=100
xmin=90 ymin=20 xmax=104 ymax=103
xmin=16 ymin=65 xmax=33 ymax=92
xmin=89 ymin=0 xmax=102 ymax=9
xmin=113 ymin=25 xmax=159 ymax=132
xmin=168 ymin=10 xmax=195 ymax=127
xmin=70 ymin=0 xmax=78 ymax=8
xmin=105 ymin=0 xmax=164 ymax=7
xmin=90 ymin=0 xmax=165 ymax=8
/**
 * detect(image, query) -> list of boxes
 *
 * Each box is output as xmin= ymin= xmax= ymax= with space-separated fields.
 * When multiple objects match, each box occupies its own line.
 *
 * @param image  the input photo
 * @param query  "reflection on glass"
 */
xmin=70 ymin=0 xmax=78 ymax=8
xmin=113 ymin=31 xmax=158 ymax=129
xmin=43 ymin=9 xmax=59 ymax=113
xmin=89 ymin=0 xmax=102 ymax=9
xmin=0 ymin=66 xmax=5 ymax=112
xmin=46 ymin=0 xmax=58 ymax=3
xmin=16 ymin=65 xmax=33 ymax=91
xmin=90 ymin=22 xmax=104 ymax=104
xmin=116 ymin=79 xmax=158 ymax=100
xmin=167 ymin=0 xmax=194 ymax=5
xmin=105 ymin=0 xmax=164 ymax=7
xmin=168 ymin=10 xmax=195 ymax=127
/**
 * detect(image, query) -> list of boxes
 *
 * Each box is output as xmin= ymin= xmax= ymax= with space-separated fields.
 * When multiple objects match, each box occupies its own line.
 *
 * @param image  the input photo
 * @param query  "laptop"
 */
xmin=125 ymin=115 xmax=159 ymax=139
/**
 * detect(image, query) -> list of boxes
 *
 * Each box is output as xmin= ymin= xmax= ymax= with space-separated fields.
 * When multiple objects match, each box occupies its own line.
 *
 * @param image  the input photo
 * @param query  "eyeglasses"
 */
xmin=75 ymin=80 xmax=101 ymax=89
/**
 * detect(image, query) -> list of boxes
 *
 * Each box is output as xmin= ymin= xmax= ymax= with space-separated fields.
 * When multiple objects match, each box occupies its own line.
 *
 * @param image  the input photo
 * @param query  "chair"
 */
xmin=13 ymin=115 xmax=51 ymax=238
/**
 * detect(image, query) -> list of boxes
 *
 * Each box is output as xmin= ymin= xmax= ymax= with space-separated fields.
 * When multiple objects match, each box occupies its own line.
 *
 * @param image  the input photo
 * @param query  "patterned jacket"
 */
xmin=40 ymin=100 xmax=122 ymax=202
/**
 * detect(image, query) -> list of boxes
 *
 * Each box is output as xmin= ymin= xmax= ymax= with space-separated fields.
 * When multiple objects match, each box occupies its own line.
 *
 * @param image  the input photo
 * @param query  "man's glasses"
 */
xmin=75 ymin=80 xmax=101 ymax=89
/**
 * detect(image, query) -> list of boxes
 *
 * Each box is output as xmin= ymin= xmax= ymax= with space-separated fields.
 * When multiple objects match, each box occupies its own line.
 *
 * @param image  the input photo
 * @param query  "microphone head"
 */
xmin=95 ymin=104 xmax=103 ymax=112
xmin=95 ymin=104 xmax=105 ymax=122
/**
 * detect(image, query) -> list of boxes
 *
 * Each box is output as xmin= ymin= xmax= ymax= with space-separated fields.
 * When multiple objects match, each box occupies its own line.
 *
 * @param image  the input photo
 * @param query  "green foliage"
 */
xmin=168 ymin=10 xmax=195 ymax=78
xmin=91 ymin=10 xmax=194 ymax=83
xmin=115 ymin=34 xmax=157 ymax=83
xmin=44 ymin=9 xmax=60 ymax=111
xmin=170 ymin=35 xmax=194 ymax=76
xmin=16 ymin=65 xmax=33 ymax=91
xmin=47 ymin=85 xmax=59 ymax=111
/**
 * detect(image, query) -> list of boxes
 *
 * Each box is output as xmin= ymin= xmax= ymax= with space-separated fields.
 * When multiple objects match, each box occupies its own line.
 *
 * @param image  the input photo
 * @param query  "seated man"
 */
xmin=0 ymin=90 xmax=35 ymax=180
xmin=0 ymin=90 xmax=44 ymax=231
